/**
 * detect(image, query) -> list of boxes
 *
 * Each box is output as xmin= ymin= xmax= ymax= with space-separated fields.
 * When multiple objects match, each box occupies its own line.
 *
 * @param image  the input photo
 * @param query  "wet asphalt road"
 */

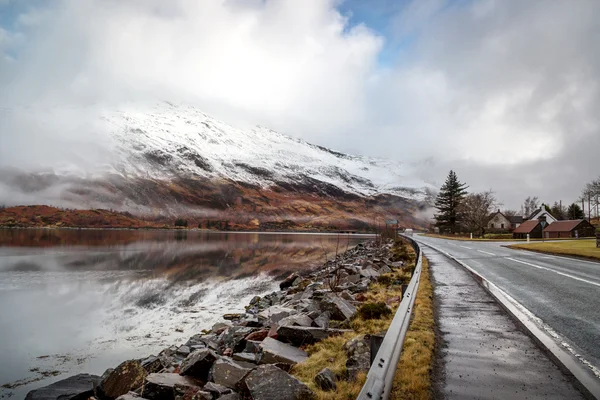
xmin=424 ymin=246 xmax=583 ymax=399
xmin=415 ymin=235 xmax=600 ymax=377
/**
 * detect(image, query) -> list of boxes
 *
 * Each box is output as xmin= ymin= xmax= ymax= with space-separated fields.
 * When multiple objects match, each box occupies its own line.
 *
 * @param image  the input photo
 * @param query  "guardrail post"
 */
xmin=370 ymin=333 xmax=385 ymax=366
xmin=401 ymin=284 xmax=409 ymax=297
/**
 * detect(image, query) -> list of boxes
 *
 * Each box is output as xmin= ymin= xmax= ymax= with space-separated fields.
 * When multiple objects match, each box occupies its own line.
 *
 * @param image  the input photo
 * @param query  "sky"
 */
xmin=0 ymin=0 xmax=599 ymax=210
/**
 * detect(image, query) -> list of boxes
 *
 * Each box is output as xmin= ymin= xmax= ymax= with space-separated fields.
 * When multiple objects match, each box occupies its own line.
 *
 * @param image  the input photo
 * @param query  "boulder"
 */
xmin=143 ymin=373 xmax=201 ymax=400
xmin=275 ymin=326 xmax=351 ymax=346
xmin=179 ymin=349 xmax=218 ymax=381
xmin=233 ymin=352 xmax=258 ymax=364
xmin=314 ymin=368 xmax=337 ymax=391
xmin=243 ymin=365 xmax=315 ymax=400
xmin=359 ymin=267 xmax=380 ymax=278
xmin=223 ymin=313 xmax=244 ymax=321
xmin=173 ymin=383 xmax=209 ymax=400
xmin=277 ymin=313 xmax=313 ymax=327
xmin=141 ymin=356 xmax=165 ymax=374
xmin=211 ymin=322 xmax=232 ymax=334
xmin=258 ymin=337 xmax=308 ymax=365
xmin=209 ymin=357 xmax=254 ymax=390
xmin=379 ymin=265 xmax=392 ymax=274
xmin=320 ymin=295 xmax=357 ymax=321
xmin=203 ymin=382 xmax=234 ymax=397
xmin=258 ymin=306 xmax=295 ymax=324
xmin=220 ymin=326 xmax=258 ymax=353
xmin=313 ymin=312 xmax=330 ymax=329
xmin=25 ymin=374 xmax=101 ymax=400
xmin=176 ymin=345 xmax=191 ymax=357
xmin=279 ymin=273 xmax=299 ymax=290
xmin=96 ymin=360 xmax=147 ymax=400
xmin=244 ymin=329 xmax=268 ymax=342
xmin=344 ymin=336 xmax=371 ymax=379
xmin=244 ymin=340 xmax=262 ymax=354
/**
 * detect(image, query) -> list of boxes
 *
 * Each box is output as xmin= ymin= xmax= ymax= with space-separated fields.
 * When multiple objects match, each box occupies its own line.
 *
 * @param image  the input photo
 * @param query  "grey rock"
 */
xmin=320 ymin=295 xmax=357 ymax=321
xmin=359 ymin=267 xmax=380 ymax=278
xmin=244 ymin=340 xmax=262 ymax=353
xmin=314 ymin=368 xmax=337 ymax=391
xmin=141 ymin=356 xmax=165 ymax=374
xmin=344 ymin=336 xmax=371 ymax=379
xmin=243 ymin=365 xmax=315 ymax=400
xmin=211 ymin=322 xmax=232 ymax=334
xmin=220 ymin=326 xmax=257 ymax=353
xmin=210 ymin=357 xmax=254 ymax=390
xmin=258 ymin=306 xmax=295 ymax=324
xmin=203 ymin=382 xmax=233 ymax=397
xmin=176 ymin=345 xmax=191 ymax=357
xmin=276 ymin=326 xmax=351 ymax=346
xmin=96 ymin=360 xmax=147 ymax=400
xmin=179 ymin=349 xmax=218 ymax=381
xmin=143 ymin=373 xmax=201 ymax=400
xmin=379 ymin=265 xmax=392 ymax=274
xmin=25 ymin=373 xmax=101 ymax=400
xmin=277 ymin=313 xmax=313 ymax=327
xmin=233 ymin=352 xmax=258 ymax=363
xmin=313 ymin=311 xmax=331 ymax=329
xmin=258 ymin=337 xmax=308 ymax=365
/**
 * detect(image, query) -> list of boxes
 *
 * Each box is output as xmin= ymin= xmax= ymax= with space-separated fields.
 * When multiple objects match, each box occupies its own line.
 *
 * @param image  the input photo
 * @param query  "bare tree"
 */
xmin=503 ymin=209 xmax=519 ymax=217
xmin=458 ymin=190 xmax=498 ymax=235
xmin=520 ymin=196 xmax=540 ymax=217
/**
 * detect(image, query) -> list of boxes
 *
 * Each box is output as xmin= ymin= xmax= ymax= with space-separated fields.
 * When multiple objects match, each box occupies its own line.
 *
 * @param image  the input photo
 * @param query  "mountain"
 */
xmin=0 ymin=102 xmax=432 ymax=230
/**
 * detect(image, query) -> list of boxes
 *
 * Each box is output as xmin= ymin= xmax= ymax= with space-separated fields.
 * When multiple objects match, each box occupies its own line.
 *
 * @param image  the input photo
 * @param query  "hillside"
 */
xmin=0 ymin=103 xmax=432 ymax=230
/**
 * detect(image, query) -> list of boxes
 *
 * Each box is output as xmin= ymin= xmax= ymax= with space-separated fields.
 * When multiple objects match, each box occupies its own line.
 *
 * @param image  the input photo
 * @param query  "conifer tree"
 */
xmin=434 ymin=170 xmax=468 ymax=233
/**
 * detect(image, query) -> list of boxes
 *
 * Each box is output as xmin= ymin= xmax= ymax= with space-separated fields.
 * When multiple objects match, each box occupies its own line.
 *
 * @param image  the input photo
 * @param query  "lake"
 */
xmin=0 ymin=228 xmax=370 ymax=398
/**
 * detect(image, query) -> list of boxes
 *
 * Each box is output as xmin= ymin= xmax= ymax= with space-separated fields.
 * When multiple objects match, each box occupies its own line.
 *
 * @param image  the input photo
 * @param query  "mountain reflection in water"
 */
xmin=0 ymin=229 xmax=370 ymax=398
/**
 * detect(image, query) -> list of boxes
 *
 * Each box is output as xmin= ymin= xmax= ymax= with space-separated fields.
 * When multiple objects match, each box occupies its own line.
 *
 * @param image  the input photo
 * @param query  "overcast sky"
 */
xmin=0 ymin=0 xmax=599 ymax=210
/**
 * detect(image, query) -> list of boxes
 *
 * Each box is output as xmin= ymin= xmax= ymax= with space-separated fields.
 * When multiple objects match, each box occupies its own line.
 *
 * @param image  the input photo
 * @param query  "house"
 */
xmin=526 ymin=207 xmax=557 ymax=224
xmin=487 ymin=210 xmax=512 ymax=231
xmin=513 ymin=220 xmax=543 ymax=239
xmin=487 ymin=210 xmax=524 ymax=232
xmin=543 ymin=219 xmax=596 ymax=238
xmin=508 ymin=215 xmax=524 ymax=229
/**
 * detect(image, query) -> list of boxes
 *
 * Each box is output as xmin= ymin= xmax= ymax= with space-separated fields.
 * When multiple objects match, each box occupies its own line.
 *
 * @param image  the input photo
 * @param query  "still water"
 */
xmin=0 ymin=228 xmax=369 ymax=398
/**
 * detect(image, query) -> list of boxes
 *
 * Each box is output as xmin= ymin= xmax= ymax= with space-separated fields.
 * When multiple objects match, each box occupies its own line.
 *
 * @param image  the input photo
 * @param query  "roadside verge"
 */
xmin=417 ymin=239 xmax=600 ymax=400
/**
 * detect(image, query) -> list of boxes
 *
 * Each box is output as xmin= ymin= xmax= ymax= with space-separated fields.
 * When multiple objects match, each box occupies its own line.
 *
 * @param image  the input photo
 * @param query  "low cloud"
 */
xmin=0 ymin=0 xmax=598 ymax=209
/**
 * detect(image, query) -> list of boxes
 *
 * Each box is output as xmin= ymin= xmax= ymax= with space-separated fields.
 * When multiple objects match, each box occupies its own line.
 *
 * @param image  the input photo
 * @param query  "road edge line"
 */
xmin=419 ymin=240 xmax=600 ymax=400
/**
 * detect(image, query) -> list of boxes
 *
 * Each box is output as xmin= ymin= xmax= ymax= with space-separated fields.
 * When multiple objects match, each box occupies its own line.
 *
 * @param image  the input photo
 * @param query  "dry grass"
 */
xmin=507 ymin=239 xmax=600 ymax=261
xmin=292 ymin=241 xmax=435 ymax=399
xmin=390 ymin=256 xmax=435 ymax=400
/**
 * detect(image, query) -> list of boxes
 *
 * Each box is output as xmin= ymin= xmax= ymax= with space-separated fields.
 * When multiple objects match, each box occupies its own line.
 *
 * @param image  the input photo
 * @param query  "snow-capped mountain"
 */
xmin=0 ymin=102 xmax=431 ymax=229
xmin=102 ymin=102 xmax=429 ymax=199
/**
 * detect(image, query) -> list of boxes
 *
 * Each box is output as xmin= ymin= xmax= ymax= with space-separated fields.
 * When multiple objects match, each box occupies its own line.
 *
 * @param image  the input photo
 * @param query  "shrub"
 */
xmin=358 ymin=302 xmax=392 ymax=320
xmin=174 ymin=218 xmax=188 ymax=227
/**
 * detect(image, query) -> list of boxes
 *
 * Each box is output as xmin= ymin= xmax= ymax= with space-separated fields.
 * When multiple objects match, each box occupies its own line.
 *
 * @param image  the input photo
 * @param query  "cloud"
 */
xmin=0 ymin=0 xmax=599 ymax=209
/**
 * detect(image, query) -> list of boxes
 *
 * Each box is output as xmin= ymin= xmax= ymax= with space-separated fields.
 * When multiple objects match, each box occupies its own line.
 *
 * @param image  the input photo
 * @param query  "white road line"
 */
xmin=477 ymin=250 xmax=496 ymax=256
xmin=460 ymin=245 xmax=473 ymax=250
xmin=507 ymin=258 xmax=600 ymax=288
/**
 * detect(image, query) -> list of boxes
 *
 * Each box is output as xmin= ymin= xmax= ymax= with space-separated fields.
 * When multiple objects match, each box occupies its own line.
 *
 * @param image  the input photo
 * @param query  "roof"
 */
xmin=543 ymin=220 xmax=588 ymax=232
xmin=526 ymin=208 xmax=542 ymax=220
xmin=513 ymin=220 xmax=541 ymax=233
xmin=509 ymin=215 xmax=524 ymax=224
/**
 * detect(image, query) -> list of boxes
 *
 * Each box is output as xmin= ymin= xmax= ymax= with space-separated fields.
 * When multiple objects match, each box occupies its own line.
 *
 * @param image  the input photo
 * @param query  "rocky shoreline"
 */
xmin=26 ymin=240 xmax=406 ymax=400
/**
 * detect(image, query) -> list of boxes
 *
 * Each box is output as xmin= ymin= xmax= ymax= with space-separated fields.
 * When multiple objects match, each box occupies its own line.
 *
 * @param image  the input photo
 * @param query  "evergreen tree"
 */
xmin=567 ymin=203 xmax=584 ymax=219
xmin=434 ymin=170 xmax=468 ymax=233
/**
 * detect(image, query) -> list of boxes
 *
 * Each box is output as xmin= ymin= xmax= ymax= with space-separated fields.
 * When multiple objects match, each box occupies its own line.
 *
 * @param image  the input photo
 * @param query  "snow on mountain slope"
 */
xmin=102 ymin=102 xmax=430 ymax=200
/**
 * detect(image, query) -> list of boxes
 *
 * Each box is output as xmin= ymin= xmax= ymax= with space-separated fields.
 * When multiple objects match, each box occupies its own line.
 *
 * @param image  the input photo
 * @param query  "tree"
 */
xmin=503 ymin=209 xmax=519 ymax=217
xmin=567 ymin=203 xmax=584 ymax=220
xmin=550 ymin=202 xmax=567 ymax=220
xmin=459 ymin=191 xmax=498 ymax=235
xmin=520 ymin=196 xmax=539 ymax=217
xmin=434 ymin=170 xmax=468 ymax=233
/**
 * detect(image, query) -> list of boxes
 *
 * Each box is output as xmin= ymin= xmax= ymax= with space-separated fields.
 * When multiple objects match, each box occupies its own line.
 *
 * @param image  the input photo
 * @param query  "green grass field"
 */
xmin=507 ymin=239 xmax=600 ymax=261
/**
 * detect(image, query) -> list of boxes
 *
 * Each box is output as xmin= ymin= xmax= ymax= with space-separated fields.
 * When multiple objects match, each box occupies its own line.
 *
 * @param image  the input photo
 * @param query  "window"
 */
xmin=491 ymin=223 xmax=494 ymax=228
xmin=501 ymin=223 xmax=504 ymax=229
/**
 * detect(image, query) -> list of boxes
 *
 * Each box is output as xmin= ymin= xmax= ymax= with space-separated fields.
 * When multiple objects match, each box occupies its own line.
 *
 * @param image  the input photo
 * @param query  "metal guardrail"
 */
xmin=357 ymin=236 xmax=423 ymax=400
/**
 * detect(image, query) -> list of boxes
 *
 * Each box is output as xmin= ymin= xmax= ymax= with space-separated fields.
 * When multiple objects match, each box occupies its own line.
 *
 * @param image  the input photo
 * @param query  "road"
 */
xmin=414 ymin=235 xmax=600 ymax=375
